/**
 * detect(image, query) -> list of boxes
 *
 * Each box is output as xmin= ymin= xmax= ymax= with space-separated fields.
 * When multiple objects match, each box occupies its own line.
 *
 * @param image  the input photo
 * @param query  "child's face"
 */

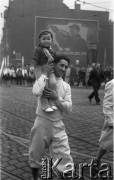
xmin=39 ymin=33 xmax=53 ymax=48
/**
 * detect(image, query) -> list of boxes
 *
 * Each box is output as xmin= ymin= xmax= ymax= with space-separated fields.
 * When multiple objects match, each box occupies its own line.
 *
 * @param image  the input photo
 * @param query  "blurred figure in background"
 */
xmin=16 ymin=65 xmax=22 ymax=86
xmin=2 ymin=66 xmax=11 ymax=87
xmin=28 ymin=66 xmax=35 ymax=86
xmin=22 ymin=67 xmax=28 ymax=86
xmin=64 ymin=66 xmax=71 ymax=84
xmin=85 ymin=65 xmax=92 ymax=86
xmin=88 ymin=64 xmax=105 ymax=105
xmin=75 ymin=65 xmax=80 ymax=86
xmin=69 ymin=65 xmax=76 ymax=86
xmin=10 ymin=65 xmax=16 ymax=85
xmin=78 ymin=67 xmax=86 ymax=87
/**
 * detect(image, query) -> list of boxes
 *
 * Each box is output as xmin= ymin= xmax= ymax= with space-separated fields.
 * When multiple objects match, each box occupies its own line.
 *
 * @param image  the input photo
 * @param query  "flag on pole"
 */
xmin=0 ymin=58 xmax=5 ymax=78
xmin=4 ymin=57 xmax=7 ymax=68
xmin=22 ymin=56 xmax=24 ymax=69
xmin=7 ymin=55 xmax=9 ymax=67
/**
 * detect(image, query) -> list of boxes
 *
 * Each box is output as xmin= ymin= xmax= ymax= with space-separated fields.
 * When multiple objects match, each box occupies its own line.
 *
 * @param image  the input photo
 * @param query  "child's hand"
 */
xmin=42 ymin=87 xmax=59 ymax=101
xmin=43 ymin=48 xmax=54 ymax=62
xmin=48 ymin=55 xmax=54 ymax=63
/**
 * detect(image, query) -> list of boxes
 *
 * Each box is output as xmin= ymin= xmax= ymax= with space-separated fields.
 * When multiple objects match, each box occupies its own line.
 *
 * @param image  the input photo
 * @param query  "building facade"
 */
xmin=1 ymin=0 xmax=113 ymax=67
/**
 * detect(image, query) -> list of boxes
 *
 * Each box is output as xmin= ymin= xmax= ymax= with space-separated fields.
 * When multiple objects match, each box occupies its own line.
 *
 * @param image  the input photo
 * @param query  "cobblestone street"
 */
xmin=0 ymin=85 xmax=113 ymax=180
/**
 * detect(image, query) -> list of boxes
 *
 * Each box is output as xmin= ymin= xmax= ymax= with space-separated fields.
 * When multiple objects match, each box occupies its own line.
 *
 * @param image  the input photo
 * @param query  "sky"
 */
xmin=0 ymin=0 xmax=114 ymax=42
xmin=63 ymin=0 xmax=114 ymax=21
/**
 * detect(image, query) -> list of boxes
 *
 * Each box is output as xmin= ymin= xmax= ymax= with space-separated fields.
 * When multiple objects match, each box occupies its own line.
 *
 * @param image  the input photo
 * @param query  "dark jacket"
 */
xmin=32 ymin=46 xmax=56 ymax=66
xmin=89 ymin=68 xmax=104 ymax=86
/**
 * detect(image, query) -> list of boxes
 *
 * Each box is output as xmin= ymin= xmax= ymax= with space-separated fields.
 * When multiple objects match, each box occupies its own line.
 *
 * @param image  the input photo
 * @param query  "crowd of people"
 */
xmin=1 ymin=64 xmax=35 ymax=87
xmin=0 ymin=63 xmax=113 ymax=88
xmin=66 ymin=64 xmax=113 ymax=87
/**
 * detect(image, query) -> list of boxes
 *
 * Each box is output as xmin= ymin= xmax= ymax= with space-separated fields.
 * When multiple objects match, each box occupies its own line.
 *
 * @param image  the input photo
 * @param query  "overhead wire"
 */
xmin=90 ymin=2 xmax=113 ymax=4
xmin=0 ymin=0 xmax=113 ymax=38
xmin=76 ymin=0 xmax=114 ymax=12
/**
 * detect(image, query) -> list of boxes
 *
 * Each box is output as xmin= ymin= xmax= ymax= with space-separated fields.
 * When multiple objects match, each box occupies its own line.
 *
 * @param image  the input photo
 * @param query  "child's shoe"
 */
xmin=44 ymin=107 xmax=54 ymax=112
xmin=51 ymin=106 xmax=57 ymax=110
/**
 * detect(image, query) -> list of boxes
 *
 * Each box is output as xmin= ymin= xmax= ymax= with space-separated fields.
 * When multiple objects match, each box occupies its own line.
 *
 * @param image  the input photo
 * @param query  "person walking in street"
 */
xmin=32 ymin=30 xmax=58 ymax=112
xmin=28 ymin=66 xmax=35 ymax=86
xmin=2 ymin=66 xmax=11 ymax=87
xmin=88 ymin=63 xmax=105 ymax=105
xmin=85 ymin=65 xmax=92 ymax=86
xmin=16 ymin=65 xmax=22 ymax=86
xmin=10 ymin=65 xmax=16 ymax=85
xmin=29 ymin=54 xmax=74 ymax=180
xmin=93 ymin=78 xmax=114 ymax=172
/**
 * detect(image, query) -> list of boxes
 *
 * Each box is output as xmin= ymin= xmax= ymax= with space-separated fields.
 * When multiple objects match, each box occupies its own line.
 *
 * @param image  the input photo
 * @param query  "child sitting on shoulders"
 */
xmin=32 ymin=30 xmax=57 ymax=112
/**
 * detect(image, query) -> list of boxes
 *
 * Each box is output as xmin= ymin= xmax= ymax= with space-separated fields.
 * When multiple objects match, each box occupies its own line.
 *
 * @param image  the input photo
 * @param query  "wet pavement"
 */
xmin=0 ymin=85 xmax=113 ymax=180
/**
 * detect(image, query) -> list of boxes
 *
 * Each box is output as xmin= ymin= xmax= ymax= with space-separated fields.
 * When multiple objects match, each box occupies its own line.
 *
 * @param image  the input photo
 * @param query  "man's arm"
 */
xmin=55 ymin=84 xmax=72 ymax=114
xmin=43 ymin=84 xmax=72 ymax=114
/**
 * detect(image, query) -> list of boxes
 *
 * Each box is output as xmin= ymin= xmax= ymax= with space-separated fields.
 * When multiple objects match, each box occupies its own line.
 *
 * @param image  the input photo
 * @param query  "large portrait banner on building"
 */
xmin=35 ymin=16 xmax=99 ymax=56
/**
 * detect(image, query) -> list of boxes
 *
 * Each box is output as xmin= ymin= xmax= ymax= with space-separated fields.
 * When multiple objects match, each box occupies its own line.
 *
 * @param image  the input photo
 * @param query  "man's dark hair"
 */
xmin=54 ymin=54 xmax=70 ymax=65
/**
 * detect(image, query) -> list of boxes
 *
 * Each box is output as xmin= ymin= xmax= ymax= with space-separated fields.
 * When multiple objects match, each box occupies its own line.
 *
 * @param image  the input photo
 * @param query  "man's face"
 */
xmin=54 ymin=59 xmax=69 ymax=77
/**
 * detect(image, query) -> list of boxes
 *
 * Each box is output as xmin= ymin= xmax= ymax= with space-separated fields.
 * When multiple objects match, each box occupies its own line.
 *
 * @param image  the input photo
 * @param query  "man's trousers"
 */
xmin=29 ymin=116 xmax=73 ymax=174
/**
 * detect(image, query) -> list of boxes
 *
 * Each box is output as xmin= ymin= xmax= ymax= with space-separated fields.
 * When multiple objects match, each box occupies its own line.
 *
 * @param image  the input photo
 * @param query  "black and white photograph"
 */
xmin=0 ymin=0 xmax=113 ymax=179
